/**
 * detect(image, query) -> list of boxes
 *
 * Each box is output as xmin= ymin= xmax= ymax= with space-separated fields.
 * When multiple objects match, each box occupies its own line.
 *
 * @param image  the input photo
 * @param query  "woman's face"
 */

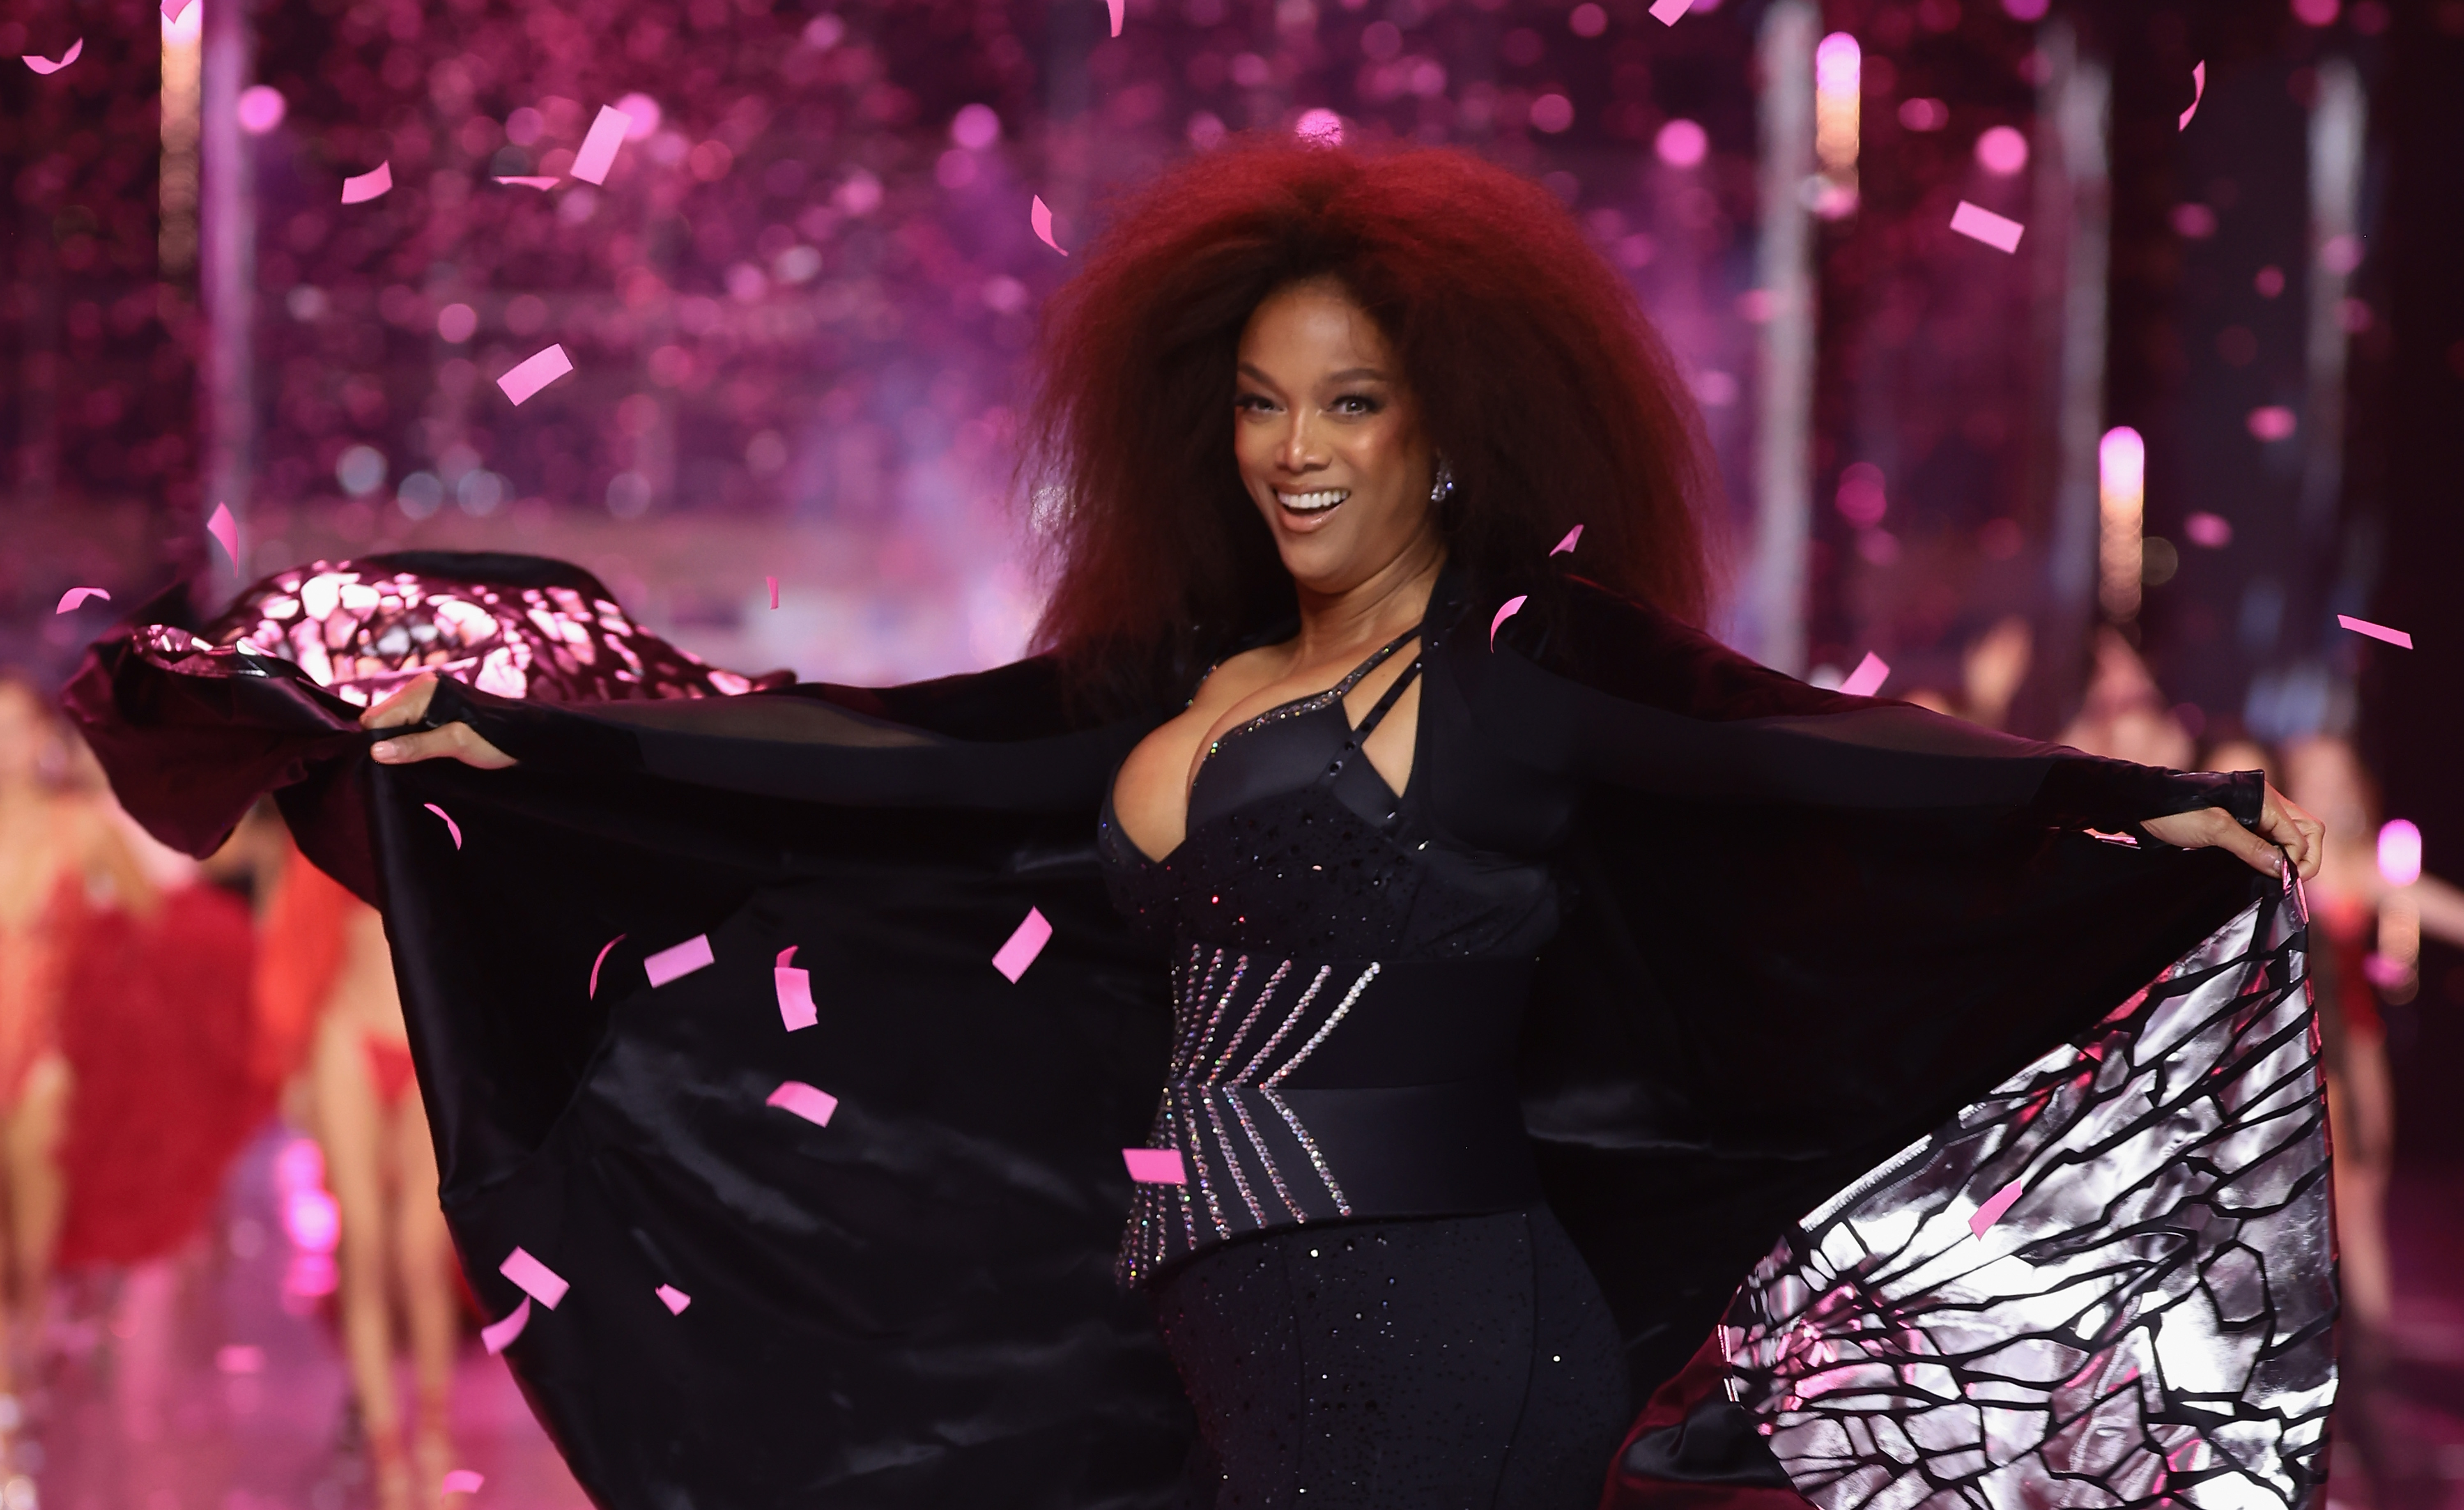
xmin=1233 ymin=278 xmax=1439 ymax=596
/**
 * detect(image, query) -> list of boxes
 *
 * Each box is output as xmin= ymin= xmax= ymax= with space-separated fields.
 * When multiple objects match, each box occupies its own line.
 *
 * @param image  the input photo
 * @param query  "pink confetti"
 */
xmin=588 ymin=935 xmax=625 ymax=999
xmin=1031 ymin=195 xmax=1068 ymax=256
xmin=777 ymin=946 xmax=798 ymax=966
xmin=2180 ymin=62 xmax=2206 ymax=130
xmin=644 ymin=933 xmax=714 ymax=988
xmin=1969 ymin=1179 xmax=2026 ymax=1238
xmin=1838 ymin=652 xmax=1890 ymax=697
xmin=54 ymin=587 xmax=110 ymax=614
xmin=992 ymin=907 xmax=1053 ymax=982
xmin=442 ymin=1471 xmax=485 ymax=1496
xmin=499 ymin=1247 xmax=570 ymax=1309
xmin=206 ymin=503 xmax=239 ymax=565
xmin=480 ymin=1297 xmax=530 ymax=1354
xmin=494 ymin=175 xmax=561 ymax=190
xmin=2246 ymin=406 xmax=2296 ymax=442
xmin=1649 ymin=0 xmax=1694 ymax=21
xmin=2337 ymin=615 xmax=2413 ymax=649
xmin=775 ymin=957 xmax=817 ymax=1032
xmin=422 ymin=802 xmax=463 ymax=850
xmin=1107 ymin=0 xmax=1124 ymax=34
xmin=496 ymin=344 xmax=574 ymax=406
xmin=1122 ymin=1148 xmax=1186 ymax=1185
xmin=2183 ymin=512 xmax=2233 ymax=548
xmin=340 ymin=161 xmax=393 ymax=205
xmin=161 ymin=0 xmax=192 ymax=19
xmin=570 ymin=105 xmax=634 ymax=186
xmin=23 ymin=38 xmax=82 ymax=74
xmin=1489 ymin=594 xmax=1529 ymax=649
xmin=1949 ymin=201 xmax=2025 ymax=253
xmin=655 ymin=1284 xmax=692 ymax=1315
xmin=1551 ymin=525 xmax=1583 ymax=556
xmin=766 ymin=1080 xmax=839 ymax=1127
xmin=766 ymin=575 xmax=779 ymax=609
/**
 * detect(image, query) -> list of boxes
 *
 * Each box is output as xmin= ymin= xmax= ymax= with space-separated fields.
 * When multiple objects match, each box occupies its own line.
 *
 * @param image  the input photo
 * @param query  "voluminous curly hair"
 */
xmin=1024 ymin=137 xmax=1717 ymax=713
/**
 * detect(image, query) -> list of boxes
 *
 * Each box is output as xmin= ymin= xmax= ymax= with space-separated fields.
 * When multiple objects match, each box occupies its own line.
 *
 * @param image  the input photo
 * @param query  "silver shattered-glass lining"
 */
xmin=1722 ymin=880 xmax=2334 ymax=1510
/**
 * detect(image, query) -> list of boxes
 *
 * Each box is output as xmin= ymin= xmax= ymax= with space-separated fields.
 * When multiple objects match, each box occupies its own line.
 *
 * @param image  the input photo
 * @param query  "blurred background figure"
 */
xmin=2057 ymin=630 xmax=2195 ymax=769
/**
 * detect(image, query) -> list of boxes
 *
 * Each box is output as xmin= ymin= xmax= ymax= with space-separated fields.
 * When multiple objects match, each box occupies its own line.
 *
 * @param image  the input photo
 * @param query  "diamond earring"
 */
xmin=1429 ymin=455 xmax=1455 ymax=505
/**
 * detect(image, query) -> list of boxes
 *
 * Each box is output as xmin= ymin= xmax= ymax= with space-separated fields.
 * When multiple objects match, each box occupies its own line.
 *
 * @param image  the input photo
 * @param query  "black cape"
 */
xmin=65 ymin=552 xmax=2281 ymax=1506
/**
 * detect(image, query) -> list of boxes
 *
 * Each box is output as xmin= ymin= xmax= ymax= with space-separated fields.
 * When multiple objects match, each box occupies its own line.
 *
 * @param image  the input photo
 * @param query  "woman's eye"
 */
xmin=1333 ymin=395 xmax=1381 ymax=415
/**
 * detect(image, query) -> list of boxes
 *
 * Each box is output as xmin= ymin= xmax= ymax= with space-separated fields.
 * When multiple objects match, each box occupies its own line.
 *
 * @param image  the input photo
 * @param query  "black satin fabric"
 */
xmin=60 ymin=554 xmax=2269 ymax=1508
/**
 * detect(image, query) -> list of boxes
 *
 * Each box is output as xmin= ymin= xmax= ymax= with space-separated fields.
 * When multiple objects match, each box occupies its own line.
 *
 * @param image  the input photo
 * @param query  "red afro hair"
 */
xmin=1024 ymin=136 xmax=1718 ymax=711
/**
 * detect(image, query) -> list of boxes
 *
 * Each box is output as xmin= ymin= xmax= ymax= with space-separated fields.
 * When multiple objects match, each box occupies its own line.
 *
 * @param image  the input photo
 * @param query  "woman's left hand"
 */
xmin=2140 ymin=783 xmax=2323 ymax=880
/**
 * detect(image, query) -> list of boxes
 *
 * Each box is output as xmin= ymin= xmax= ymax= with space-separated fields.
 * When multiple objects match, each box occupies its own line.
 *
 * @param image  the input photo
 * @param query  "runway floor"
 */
xmin=10 ymin=1128 xmax=2462 ymax=1508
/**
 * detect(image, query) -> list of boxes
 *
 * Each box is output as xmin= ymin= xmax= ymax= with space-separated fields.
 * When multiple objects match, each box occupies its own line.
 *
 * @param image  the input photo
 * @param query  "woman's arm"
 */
xmin=362 ymin=674 xmax=517 ymax=769
xmin=2142 ymin=796 xmax=2322 ymax=881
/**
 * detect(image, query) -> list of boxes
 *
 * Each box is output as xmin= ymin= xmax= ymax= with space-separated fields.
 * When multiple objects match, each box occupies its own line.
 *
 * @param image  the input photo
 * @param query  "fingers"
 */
xmin=361 ymin=673 xmax=439 ymax=730
xmin=2258 ymin=787 xmax=2326 ymax=880
xmin=2209 ymin=818 xmax=2291 ymax=880
xmin=368 ymin=722 xmax=517 ymax=770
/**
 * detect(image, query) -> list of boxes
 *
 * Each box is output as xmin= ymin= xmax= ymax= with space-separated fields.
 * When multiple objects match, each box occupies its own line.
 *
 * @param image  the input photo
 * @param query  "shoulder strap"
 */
xmin=1349 ymin=642 xmax=1423 ymax=741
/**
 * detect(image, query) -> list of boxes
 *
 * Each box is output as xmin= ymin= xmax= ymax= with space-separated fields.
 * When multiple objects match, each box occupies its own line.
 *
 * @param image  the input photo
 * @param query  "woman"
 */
xmin=70 ymin=142 xmax=2329 ymax=1508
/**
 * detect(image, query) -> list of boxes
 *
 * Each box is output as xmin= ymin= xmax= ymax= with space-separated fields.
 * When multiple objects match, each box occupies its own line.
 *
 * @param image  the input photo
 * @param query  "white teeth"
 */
xmin=1277 ymin=489 xmax=1349 ymax=513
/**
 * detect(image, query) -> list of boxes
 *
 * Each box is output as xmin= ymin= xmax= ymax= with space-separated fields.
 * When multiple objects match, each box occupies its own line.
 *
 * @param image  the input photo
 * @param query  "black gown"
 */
xmin=62 ymin=552 xmax=2334 ymax=1510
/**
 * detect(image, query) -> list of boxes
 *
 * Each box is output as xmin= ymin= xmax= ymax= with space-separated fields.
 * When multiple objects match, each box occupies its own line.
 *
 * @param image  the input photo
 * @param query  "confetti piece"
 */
xmin=1106 ymin=0 xmax=1124 ymax=34
xmin=442 ymin=1471 xmax=485 ymax=1496
xmin=206 ymin=503 xmax=239 ymax=565
xmin=1969 ymin=1179 xmax=2025 ymax=1238
xmin=1123 ymin=1148 xmax=1186 ymax=1184
xmin=1031 ymin=195 xmax=1068 ymax=256
xmin=54 ymin=587 xmax=110 ymax=614
xmin=570 ymin=105 xmax=634 ymax=186
xmin=494 ymin=175 xmax=561 ymax=190
xmin=497 ymin=344 xmax=574 ymax=406
xmin=161 ymin=0 xmax=192 ymax=20
xmin=499 ymin=1247 xmax=570 ymax=1309
xmin=655 ymin=1284 xmax=692 ymax=1315
xmin=1489 ymin=594 xmax=1528 ymax=649
xmin=777 ymin=946 xmax=798 ymax=966
xmin=23 ymin=39 xmax=82 ymax=74
xmin=422 ymin=802 xmax=463 ymax=850
xmin=644 ymin=933 xmax=714 ymax=988
xmin=766 ymin=1080 xmax=839 ymax=1127
xmin=775 ymin=960 xmax=817 ymax=1032
xmin=1949 ymin=201 xmax=2025 ymax=253
xmin=1649 ymin=0 xmax=1694 ymax=21
xmin=480 ymin=1297 xmax=530 ymax=1354
xmin=1838 ymin=652 xmax=1890 ymax=697
xmin=340 ymin=161 xmax=393 ymax=204
xmin=2337 ymin=614 xmax=2412 ymax=649
xmin=1550 ymin=525 xmax=1583 ymax=556
xmin=2180 ymin=61 xmax=2205 ymax=130
xmin=766 ymin=575 xmax=779 ymax=609
xmin=992 ymin=907 xmax=1053 ymax=982
xmin=588 ymin=934 xmax=624 ymax=999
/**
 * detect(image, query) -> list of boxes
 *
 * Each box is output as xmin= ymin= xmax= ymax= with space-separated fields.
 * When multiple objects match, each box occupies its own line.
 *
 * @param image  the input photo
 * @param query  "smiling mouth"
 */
xmin=1276 ymin=488 xmax=1349 ymax=515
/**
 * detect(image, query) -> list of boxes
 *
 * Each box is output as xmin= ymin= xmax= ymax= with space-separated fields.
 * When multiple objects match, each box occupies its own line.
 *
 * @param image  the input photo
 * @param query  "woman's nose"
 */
xmin=1278 ymin=416 xmax=1321 ymax=471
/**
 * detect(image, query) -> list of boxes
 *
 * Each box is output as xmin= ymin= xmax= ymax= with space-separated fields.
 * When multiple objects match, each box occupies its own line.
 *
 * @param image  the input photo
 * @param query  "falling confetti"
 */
xmin=766 ymin=1080 xmax=839 ymax=1127
xmin=656 ymin=1284 xmax=692 ymax=1315
xmin=1106 ymin=0 xmax=1124 ymax=36
xmin=1838 ymin=652 xmax=1890 ymax=697
xmin=1649 ymin=0 xmax=1694 ymax=21
xmin=1489 ymin=594 xmax=1528 ymax=649
xmin=766 ymin=575 xmax=779 ymax=609
xmin=570 ymin=105 xmax=634 ymax=186
xmin=160 ymin=0 xmax=193 ymax=20
xmin=206 ymin=503 xmax=240 ymax=565
xmin=1123 ymin=1148 xmax=1187 ymax=1185
xmin=1968 ymin=1179 xmax=2026 ymax=1239
xmin=422 ymin=802 xmax=463 ymax=849
xmin=2180 ymin=62 xmax=2206 ymax=130
xmin=1949 ymin=201 xmax=2025 ymax=253
xmin=775 ymin=946 xmax=817 ymax=1032
xmin=1550 ymin=525 xmax=1583 ymax=556
xmin=494 ymin=175 xmax=560 ymax=190
xmin=1031 ymin=195 xmax=1068 ymax=256
xmin=480 ymin=1298 xmax=531 ymax=1354
xmin=22 ymin=38 xmax=82 ymax=74
xmin=442 ymin=1471 xmax=485 ymax=1496
xmin=499 ymin=1247 xmax=570 ymax=1309
xmin=340 ymin=161 xmax=393 ymax=204
xmin=588 ymin=935 xmax=625 ymax=999
xmin=54 ymin=587 xmax=110 ymax=614
xmin=992 ymin=908 xmax=1053 ymax=982
xmin=2336 ymin=615 xmax=2412 ymax=650
xmin=497 ymin=344 xmax=575 ymax=405
xmin=644 ymin=933 xmax=715 ymax=988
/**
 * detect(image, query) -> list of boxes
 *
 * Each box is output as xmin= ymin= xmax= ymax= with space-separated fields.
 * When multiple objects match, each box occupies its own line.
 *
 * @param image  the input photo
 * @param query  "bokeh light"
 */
xmin=1655 ymin=119 xmax=1709 ymax=169
xmin=236 ymin=85 xmax=286 ymax=134
xmin=1975 ymin=126 xmax=2029 ymax=176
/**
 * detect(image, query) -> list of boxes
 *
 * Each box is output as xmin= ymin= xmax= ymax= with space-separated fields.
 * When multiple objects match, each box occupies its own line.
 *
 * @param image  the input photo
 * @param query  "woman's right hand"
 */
xmin=362 ymin=674 xmax=518 ymax=769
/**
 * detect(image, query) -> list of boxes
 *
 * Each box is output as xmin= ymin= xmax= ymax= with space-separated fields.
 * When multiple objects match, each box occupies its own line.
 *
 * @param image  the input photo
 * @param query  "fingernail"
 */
xmin=371 ymin=742 xmax=398 ymax=760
